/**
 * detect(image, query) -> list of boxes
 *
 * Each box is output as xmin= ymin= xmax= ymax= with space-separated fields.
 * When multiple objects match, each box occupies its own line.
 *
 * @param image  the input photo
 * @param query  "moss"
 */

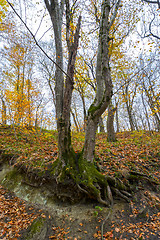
xmin=24 ymin=217 xmax=46 ymax=240
xmin=88 ymin=97 xmax=104 ymax=117
xmin=1 ymin=168 xmax=23 ymax=190
xmin=76 ymin=154 xmax=109 ymax=191
xmin=49 ymin=158 xmax=60 ymax=175
xmin=4 ymin=168 xmax=18 ymax=180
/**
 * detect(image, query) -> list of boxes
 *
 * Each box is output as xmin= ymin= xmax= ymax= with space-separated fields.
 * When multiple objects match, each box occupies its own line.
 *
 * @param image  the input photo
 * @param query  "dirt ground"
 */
xmin=0 ymin=180 xmax=160 ymax=240
xmin=0 ymin=129 xmax=160 ymax=239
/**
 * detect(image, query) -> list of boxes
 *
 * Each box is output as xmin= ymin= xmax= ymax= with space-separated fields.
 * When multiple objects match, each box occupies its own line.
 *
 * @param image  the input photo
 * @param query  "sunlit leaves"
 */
xmin=1 ymin=22 xmax=44 ymax=127
xmin=0 ymin=0 xmax=8 ymax=23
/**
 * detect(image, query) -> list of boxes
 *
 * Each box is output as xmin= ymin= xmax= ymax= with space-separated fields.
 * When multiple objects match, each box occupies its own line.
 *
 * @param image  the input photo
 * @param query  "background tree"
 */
xmin=107 ymin=101 xmax=117 ymax=141
xmin=0 ymin=20 xmax=47 ymax=127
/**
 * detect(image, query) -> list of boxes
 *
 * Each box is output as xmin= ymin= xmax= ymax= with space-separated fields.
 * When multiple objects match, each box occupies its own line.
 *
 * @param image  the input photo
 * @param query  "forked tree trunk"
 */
xmin=43 ymin=0 xmax=131 ymax=206
xmin=58 ymin=14 xmax=81 ymax=164
xmin=83 ymin=0 xmax=115 ymax=162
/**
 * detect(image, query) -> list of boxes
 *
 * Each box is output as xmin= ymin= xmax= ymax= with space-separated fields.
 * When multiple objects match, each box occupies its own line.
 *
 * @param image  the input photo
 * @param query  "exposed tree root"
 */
xmin=22 ymin=180 xmax=40 ymax=188
xmin=15 ymin=151 xmax=157 ymax=206
xmin=1 ymin=147 xmax=158 ymax=207
xmin=51 ymin=153 xmax=133 ymax=206
xmin=112 ymin=188 xmax=130 ymax=202
xmin=106 ymin=185 xmax=113 ymax=206
xmin=97 ymin=192 xmax=109 ymax=206
xmin=129 ymin=171 xmax=159 ymax=185
xmin=121 ymin=190 xmax=132 ymax=198
xmin=77 ymin=184 xmax=89 ymax=195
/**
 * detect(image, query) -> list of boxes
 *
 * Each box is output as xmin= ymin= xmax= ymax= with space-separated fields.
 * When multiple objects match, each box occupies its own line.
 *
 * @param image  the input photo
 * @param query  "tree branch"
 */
xmin=142 ymin=0 xmax=160 ymax=8
xmin=149 ymin=13 xmax=160 ymax=39
xmin=6 ymin=0 xmax=70 ymax=79
xmin=44 ymin=0 xmax=51 ymax=12
xmin=109 ymin=0 xmax=121 ymax=29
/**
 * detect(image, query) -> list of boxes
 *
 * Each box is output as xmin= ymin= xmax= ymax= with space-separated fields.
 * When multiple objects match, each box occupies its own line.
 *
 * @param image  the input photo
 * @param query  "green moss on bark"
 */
xmin=88 ymin=97 xmax=104 ymax=117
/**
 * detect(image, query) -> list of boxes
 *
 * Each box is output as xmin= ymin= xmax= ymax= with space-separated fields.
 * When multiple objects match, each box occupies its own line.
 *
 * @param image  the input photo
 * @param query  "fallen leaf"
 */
xmin=115 ymin=227 xmax=120 ymax=232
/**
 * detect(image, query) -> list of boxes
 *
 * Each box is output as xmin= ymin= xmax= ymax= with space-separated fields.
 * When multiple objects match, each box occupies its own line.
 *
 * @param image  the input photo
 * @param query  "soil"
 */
xmin=0 ymin=179 xmax=160 ymax=240
xmin=0 ymin=128 xmax=159 ymax=239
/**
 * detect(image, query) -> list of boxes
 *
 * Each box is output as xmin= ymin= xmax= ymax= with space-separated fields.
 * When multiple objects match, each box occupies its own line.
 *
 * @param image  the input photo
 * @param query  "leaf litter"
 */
xmin=0 ymin=127 xmax=159 ymax=239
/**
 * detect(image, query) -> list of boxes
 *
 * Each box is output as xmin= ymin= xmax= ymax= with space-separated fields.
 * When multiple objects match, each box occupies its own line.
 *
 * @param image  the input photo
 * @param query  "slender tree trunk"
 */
xmin=35 ymin=98 xmax=43 ymax=129
xmin=127 ymin=104 xmax=135 ymax=131
xmin=45 ymin=0 xmax=65 ymax=164
xmin=81 ymin=94 xmax=87 ymax=131
xmin=71 ymin=109 xmax=80 ymax=132
xmin=1 ymin=97 xmax=7 ymax=125
xmin=115 ymin=103 xmax=119 ymax=132
xmin=142 ymin=81 xmax=160 ymax=131
xmin=15 ymin=65 xmax=21 ymax=125
xmin=99 ymin=116 xmax=105 ymax=133
xmin=107 ymin=103 xmax=116 ymax=142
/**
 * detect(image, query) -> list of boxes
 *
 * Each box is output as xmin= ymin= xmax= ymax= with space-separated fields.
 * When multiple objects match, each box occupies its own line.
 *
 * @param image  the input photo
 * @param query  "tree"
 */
xmin=43 ymin=0 xmax=131 ymax=205
xmin=6 ymin=0 xmax=134 ymax=205
xmin=0 ymin=19 xmax=46 ymax=127
xmin=0 ymin=94 xmax=7 ymax=124
xmin=122 ymin=79 xmax=138 ymax=131
xmin=138 ymin=53 xmax=160 ymax=131
xmin=44 ymin=0 xmax=81 ymax=163
xmin=107 ymin=102 xmax=117 ymax=141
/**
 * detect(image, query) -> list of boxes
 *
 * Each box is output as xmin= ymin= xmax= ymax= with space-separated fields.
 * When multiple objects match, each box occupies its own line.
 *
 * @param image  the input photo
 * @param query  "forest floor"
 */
xmin=0 ymin=125 xmax=160 ymax=240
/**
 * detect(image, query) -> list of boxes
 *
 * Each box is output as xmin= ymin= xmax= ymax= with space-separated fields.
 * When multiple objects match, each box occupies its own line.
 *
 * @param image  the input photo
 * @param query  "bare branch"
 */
xmin=6 ymin=0 xmax=70 ymax=78
xmin=109 ymin=0 xmax=121 ymax=29
xmin=34 ymin=8 xmax=47 ymax=37
xmin=149 ymin=13 xmax=160 ymax=39
xmin=142 ymin=0 xmax=160 ymax=8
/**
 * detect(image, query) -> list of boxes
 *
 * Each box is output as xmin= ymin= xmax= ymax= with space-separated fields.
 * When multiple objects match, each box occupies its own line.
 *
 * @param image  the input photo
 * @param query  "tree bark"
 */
xmin=107 ymin=103 xmax=117 ymax=142
xmin=71 ymin=109 xmax=80 ymax=132
xmin=83 ymin=0 xmax=113 ymax=162
xmin=44 ymin=0 xmax=81 ymax=165
xmin=99 ymin=116 xmax=105 ymax=133
xmin=1 ymin=96 xmax=7 ymax=125
xmin=115 ymin=102 xmax=120 ymax=133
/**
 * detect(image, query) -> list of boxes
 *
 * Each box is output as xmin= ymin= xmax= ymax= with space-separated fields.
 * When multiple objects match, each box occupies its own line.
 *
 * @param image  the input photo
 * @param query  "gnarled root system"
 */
xmin=53 ymin=153 xmax=133 ymax=206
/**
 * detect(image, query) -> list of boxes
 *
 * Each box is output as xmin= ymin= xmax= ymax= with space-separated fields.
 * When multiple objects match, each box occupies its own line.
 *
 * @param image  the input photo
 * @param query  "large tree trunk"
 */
xmin=44 ymin=0 xmax=81 ymax=166
xmin=83 ymin=0 xmax=113 ymax=162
